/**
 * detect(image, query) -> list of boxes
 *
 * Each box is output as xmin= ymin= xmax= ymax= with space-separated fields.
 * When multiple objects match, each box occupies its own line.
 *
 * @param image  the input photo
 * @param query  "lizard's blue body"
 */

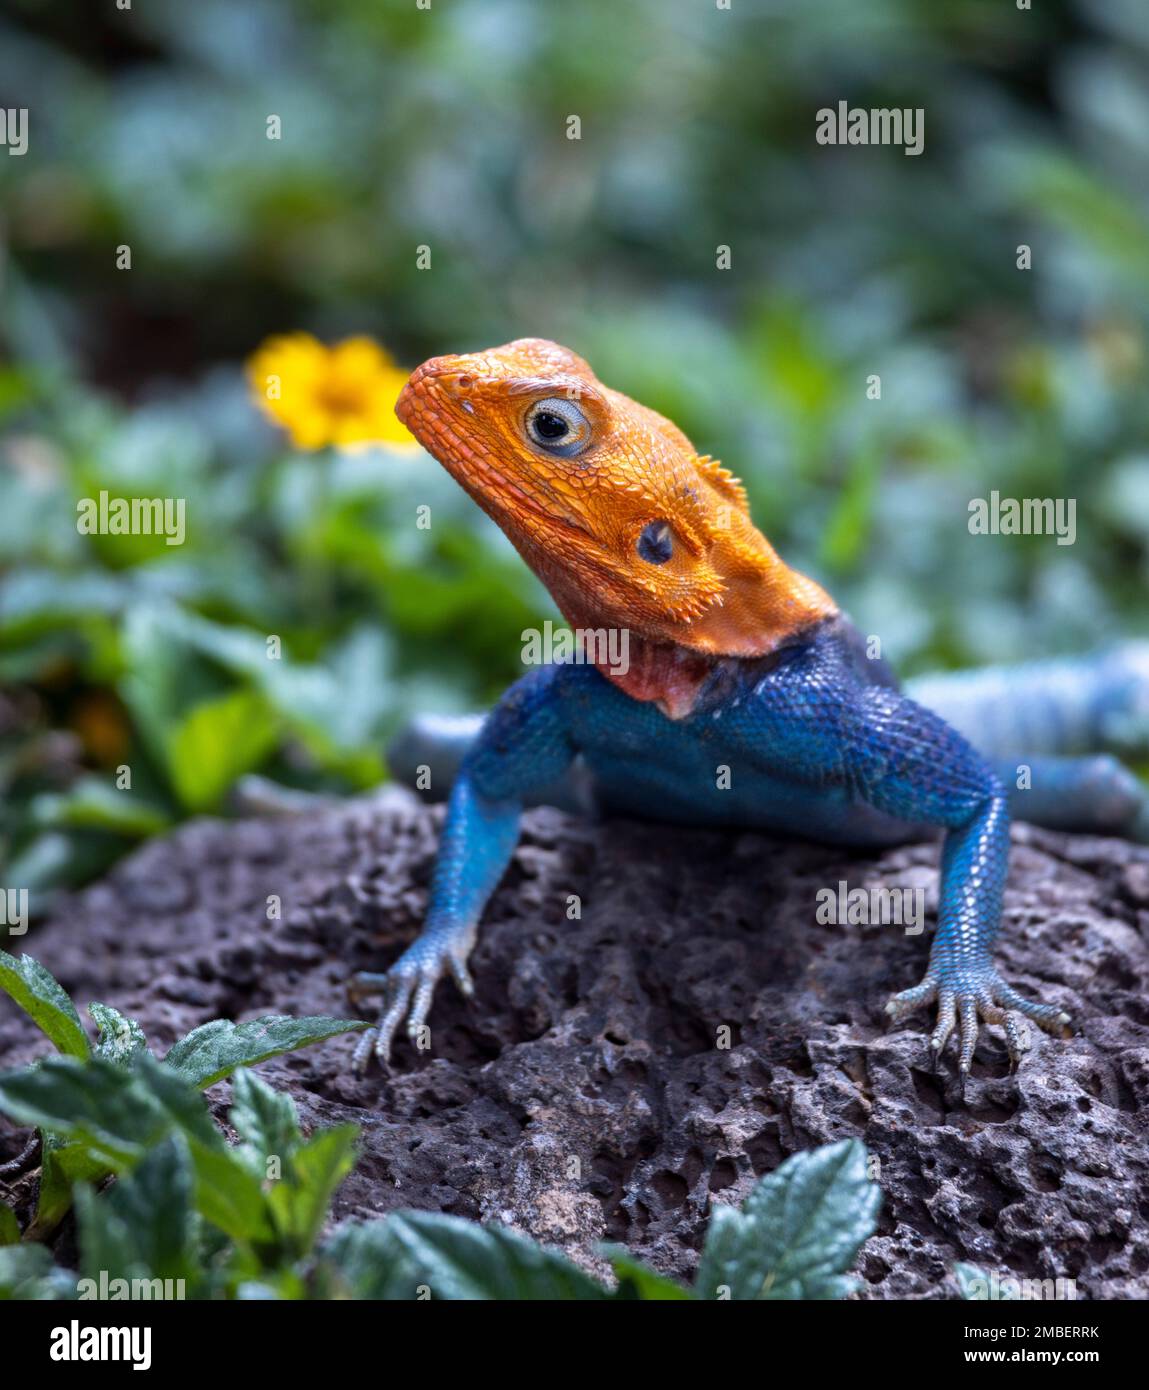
xmin=353 ymin=617 xmax=1149 ymax=1075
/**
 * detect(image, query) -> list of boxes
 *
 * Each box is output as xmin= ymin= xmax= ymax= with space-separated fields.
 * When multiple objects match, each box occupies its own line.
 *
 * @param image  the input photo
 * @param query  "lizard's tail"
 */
xmin=909 ymin=643 xmax=1149 ymax=840
xmin=386 ymin=712 xmax=485 ymax=800
xmin=906 ymin=642 xmax=1149 ymax=760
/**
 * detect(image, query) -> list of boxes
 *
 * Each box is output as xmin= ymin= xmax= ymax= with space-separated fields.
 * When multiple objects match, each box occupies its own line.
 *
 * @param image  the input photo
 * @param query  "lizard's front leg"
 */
xmin=835 ymin=684 xmax=1075 ymax=1075
xmin=755 ymin=645 xmax=1073 ymax=1077
xmin=883 ymin=790 xmax=1071 ymax=1074
xmin=349 ymin=774 xmax=519 ymax=1068
xmin=350 ymin=667 xmax=575 ymax=1071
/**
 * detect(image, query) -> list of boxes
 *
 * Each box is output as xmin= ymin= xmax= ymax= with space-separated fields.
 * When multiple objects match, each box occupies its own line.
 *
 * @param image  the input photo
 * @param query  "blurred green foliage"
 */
xmin=1 ymin=0 xmax=1148 ymax=890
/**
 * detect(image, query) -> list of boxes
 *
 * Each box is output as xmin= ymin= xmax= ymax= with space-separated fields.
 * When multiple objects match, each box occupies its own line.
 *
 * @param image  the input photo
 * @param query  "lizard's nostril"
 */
xmin=447 ymin=373 xmax=474 ymax=396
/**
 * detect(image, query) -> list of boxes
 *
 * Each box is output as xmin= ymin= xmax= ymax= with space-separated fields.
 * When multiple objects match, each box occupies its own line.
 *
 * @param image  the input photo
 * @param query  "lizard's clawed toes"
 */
xmin=348 ymin=968 xmax=416 ymax=1071
xmin=884 ymin=963 xmax=1071 ymax=1080
xmin=884 ymin=976 xmax=937 ymax=1024
xmin=347 ymin=935 xmax=476 ymax=1073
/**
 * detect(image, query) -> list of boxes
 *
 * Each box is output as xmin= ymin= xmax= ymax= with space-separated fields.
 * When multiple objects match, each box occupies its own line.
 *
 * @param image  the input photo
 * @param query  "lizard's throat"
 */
xmin=540 ymin=585 xmax=706 ymax=718
xmin=549 ymin=567 xmax=837 ymax=719
xmin=503 ymin=520 xmax=838 ymax=717
xmin=598 ymin=635 xmax=720 ymax=720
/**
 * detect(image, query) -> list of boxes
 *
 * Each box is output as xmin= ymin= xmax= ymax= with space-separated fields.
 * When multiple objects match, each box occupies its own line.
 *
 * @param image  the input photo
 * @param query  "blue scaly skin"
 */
xmin=350 ymin=338 xmax=1149 ymax=1078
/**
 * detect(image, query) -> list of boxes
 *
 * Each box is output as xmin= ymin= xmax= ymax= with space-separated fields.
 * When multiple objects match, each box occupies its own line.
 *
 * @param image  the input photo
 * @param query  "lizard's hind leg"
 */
xmin=996 ymin=754 xmax=1149 ymax=840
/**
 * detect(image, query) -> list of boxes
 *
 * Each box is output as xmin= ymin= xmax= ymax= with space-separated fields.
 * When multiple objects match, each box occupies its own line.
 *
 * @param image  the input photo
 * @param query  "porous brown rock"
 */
xmin=2 ymin=788 xmax=1147 ymax=1298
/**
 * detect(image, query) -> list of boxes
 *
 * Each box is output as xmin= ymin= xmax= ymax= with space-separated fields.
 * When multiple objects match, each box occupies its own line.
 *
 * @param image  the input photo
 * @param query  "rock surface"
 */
xmin=2 ymin=789 xmax=1148 ymax=1298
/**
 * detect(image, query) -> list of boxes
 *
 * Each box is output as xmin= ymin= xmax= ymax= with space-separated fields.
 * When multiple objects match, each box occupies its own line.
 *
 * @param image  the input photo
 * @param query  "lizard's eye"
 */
xmin=525 ymin=398 xmax=591 ymax=458
xmin=637 ymin=520 xmax=673 ymax=564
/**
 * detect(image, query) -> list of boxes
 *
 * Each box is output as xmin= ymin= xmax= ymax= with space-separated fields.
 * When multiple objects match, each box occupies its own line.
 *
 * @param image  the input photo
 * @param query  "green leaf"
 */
xmin=1 ymin=831 xmax=119 ymax=898
xmin=166 ymin=688 xmax=281 ymax=812
xmin=33 ymin=1135 xmax=111 ymax=1238
xmin=0 ymin=951 xmax=89 ymax=1059
xmin=90 ymin=1002 xmax=149 ymax=1065
xmin=694 ymin=1139 xmax=881 ymax=1301
xmin=265 ymin=1124 xmax=358 ymax=1258
xmin=603 ymin=1247 xmax=693 ymax=1300
xmin=31 ymin=776 xmax=171 ymax=838
xmin=0 ymin=1054 xmax=219 ymax=1168
xmin=187 ymin=1138 xmax=275 ymax=1248
xmin=953 ymin=1261 xmax=1020 ymax=1300
xmin=0 ymin=1200 xmax=19 ymax=1246
xmin=0 ymin=1242 xmax=75 ymax=1300
xmin=318 ymin=1220 xmax=404 ymax=1299
xmin=0 ymin=569 xmax=129 ymax=639
xmin=379 ymin=1212 xmax=611 ymax=1300
xmin=819 ymin=444 xmax=880 ymax=573
xmin=76 ymin=1134 xmax=197 ymax=1286
xmin=161 ymin=1014 xmax=368 ymax=1089
xmin=109 ymin=1132 xmax=196 ymax=1280
xmin=119 ymin=604 xmax=222 ymax=762
xmin=75 ymin=1185 xmax=133 ymax=1287
xmin=229 ymin=1069 xmax=301 ymax=1170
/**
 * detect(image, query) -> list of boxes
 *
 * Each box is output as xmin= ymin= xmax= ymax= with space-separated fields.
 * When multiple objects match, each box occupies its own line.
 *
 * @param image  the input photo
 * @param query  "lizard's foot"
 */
xmin=347 ymin=934 xmax=475 ymax=1072
xmin=884 ymin=963 xmax=1071 ymax=1077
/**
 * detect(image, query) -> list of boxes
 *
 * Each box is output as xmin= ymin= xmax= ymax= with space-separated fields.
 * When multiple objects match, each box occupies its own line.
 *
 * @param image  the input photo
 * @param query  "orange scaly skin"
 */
xmin=396 ymin=339 xmax=837 ymax=717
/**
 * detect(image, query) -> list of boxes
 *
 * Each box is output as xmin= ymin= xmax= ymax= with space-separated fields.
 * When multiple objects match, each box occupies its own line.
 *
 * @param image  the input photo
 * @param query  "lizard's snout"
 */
xmin=396 ymin=355 xmax=476 ymax=428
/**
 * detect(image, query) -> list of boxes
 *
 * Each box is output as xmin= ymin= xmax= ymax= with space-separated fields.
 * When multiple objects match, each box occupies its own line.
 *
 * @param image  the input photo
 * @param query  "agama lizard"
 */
xmin=350 ymin=337 xmax=1149 ymax=1078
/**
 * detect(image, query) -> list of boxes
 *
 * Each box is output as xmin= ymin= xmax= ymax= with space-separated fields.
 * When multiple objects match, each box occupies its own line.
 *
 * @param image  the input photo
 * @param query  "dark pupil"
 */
xmin=533 ymin=411 xmax=569 ymax=441
xmin=637 ymin=521 xmax=673 ymax=564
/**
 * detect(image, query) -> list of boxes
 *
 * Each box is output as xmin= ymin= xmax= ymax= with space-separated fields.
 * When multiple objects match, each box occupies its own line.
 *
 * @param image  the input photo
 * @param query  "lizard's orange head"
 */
xmin=396 ymin=337 xmax=835 ymax=658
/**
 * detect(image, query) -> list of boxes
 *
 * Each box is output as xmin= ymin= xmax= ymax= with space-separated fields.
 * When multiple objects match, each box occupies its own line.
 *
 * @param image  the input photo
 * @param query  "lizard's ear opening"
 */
xmin=625 ymin=501 xmax=839 ymax=657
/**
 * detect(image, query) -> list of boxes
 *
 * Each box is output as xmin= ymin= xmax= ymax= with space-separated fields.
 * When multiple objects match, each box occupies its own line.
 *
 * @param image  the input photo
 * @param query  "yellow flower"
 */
xmin=246 ymin=332 xmax=417 ymax=451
